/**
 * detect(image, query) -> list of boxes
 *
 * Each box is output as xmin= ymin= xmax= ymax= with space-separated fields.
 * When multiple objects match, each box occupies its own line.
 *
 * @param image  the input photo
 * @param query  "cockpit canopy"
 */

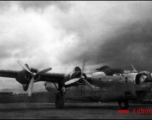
xmin=135 ymin=71 xmax=152 ymax=84
xmin=96 ymin=65 xmax=124 ymax=76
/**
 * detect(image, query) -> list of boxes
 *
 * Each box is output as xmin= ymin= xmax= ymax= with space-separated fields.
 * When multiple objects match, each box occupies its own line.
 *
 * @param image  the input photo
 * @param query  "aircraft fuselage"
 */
xmin=46 ymin=72 xmax=152 ymax=103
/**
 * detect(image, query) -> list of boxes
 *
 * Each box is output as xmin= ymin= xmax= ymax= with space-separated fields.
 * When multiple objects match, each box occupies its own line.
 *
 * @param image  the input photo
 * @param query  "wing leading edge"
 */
xmin=37 ymin=72 xmax=65 ymax=83
xmin=0 ymin=69 xmax=65 ymax=84
xmin=0 ymin=70 xmax=18 ymax=78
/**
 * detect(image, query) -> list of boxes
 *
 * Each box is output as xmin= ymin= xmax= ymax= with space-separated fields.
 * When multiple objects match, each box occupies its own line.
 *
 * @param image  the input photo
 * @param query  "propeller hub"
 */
xmin=33 ymin=73 xmax=36 ymax=76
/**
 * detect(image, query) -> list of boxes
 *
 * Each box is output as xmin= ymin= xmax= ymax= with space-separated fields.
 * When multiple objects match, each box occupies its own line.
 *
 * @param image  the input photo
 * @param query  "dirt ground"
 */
xmin=0 ymin=103 xmax=152 ymax=119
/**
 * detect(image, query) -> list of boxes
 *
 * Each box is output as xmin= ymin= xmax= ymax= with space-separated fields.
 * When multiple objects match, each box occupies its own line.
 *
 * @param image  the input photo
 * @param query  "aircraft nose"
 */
xmin=150 ymin=73 xmax=152 ymax=79
xmin=147 ymin=73 xmax=152 ymax=82
xmin=144 ymin=72 xmax=152 ymax=83
xmin=146 ymin=74 xmax=152 ymax=83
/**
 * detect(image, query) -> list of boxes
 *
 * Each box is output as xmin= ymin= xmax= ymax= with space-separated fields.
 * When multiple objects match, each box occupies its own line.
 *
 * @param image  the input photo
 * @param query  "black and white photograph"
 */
xmin=0 ymin=1 xmax=152 ymax=119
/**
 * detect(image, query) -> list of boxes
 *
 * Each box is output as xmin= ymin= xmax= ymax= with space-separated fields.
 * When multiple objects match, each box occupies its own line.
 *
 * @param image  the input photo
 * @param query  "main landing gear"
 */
xmin=118 ymin=100 xmax=129 ymax=109
xmin=53 ymin=83 xmax=66 ymax=109
xmin=55 ymin=92 xmax=65 ymax=109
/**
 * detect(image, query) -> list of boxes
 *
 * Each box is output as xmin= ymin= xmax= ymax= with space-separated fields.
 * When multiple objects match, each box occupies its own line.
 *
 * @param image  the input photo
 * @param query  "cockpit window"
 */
xmin=135 ymin=72 xmax=149 ymax=84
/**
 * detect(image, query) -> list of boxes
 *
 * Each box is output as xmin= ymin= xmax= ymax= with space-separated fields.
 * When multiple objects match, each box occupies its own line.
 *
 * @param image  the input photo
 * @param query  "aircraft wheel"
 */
xmin=55 ymin=93 xmax=65 ymax=109
xmin=118 ymin=100 xmax=129 ymax=109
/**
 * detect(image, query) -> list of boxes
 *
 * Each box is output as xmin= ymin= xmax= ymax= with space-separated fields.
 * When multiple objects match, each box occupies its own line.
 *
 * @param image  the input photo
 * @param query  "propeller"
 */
xmin=131 ymin=64 xmax=137 ymax=73
xmin=18 ymin=60 xmax=33 ymax=74
xmin=65 ymin=59 xmax=94 ymax=90
xmin=17 ymin=60 xmax=52 ymax=96
xmin=65 ymin=78 xmax=80 ymax=85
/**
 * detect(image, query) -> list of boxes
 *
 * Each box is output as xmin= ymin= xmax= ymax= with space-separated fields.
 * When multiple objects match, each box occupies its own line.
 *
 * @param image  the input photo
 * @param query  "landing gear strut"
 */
xmin=118 ymin=100 xmax=129 ymax=109
xmin=55 ymin=92 xmax=65 ymax=109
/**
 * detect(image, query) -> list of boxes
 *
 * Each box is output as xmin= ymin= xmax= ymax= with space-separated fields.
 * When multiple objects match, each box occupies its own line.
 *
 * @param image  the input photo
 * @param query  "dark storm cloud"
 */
xmin=99 ymin=20 xmax=152 ymax=71
xmin=17 ymin=1 xmax=71 ymax=12
xmin=64 ymin=19 xmax=152 ymax=71
xmin=56 ymin=1 xmax=152 ymax=72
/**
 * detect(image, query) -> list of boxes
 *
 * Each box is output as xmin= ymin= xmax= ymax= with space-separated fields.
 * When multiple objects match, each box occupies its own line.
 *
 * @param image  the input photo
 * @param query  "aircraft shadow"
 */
xmin=0 ymin=103 xmax=151 ymax=111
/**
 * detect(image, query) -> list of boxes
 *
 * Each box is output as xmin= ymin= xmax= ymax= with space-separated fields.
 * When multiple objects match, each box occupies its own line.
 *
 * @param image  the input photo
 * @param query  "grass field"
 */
xmin=0 ymin=103 xmax=152 ymax=119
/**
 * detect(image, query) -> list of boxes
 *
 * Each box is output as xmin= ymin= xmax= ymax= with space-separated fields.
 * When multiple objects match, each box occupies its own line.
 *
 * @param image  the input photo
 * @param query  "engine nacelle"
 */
xmin=22 ymin=84 xmax=29 ymax=91
xmin=15 ymin=68 xmax=39 ymax=91
xmin=63 ymin=66 xmax=87 ymax=85
xmin=16 ymin=70 xmax=30 ymax=84
xmin=45 ymin=82 xmax=58 ymax=93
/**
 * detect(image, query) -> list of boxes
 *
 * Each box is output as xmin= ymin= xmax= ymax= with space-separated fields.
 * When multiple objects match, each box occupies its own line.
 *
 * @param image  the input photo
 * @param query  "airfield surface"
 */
xmin=0 ymin=103 xmax=152 ymax=119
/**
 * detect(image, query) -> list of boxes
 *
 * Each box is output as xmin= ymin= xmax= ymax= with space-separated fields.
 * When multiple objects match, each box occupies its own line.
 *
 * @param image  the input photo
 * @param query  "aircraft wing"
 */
xmin=36 ymin=72 xmax=65 ymax=83
xmin=0 ymin=69 xmax=65 ymax=83
xmin=0 ymin=62 xmax=94 ymax=96
xmin=0 ymin=70 xmax=18 ymax=78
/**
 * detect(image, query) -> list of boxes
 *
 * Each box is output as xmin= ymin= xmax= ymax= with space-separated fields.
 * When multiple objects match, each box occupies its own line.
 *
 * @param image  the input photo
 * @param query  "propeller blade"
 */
xmin=17 ymin=60 xmax=33 ymax=74
xmin=131 ymin=64 xmax=137 ymax=72
xmin=28 ymin=77 xmax=34 ymax=97
xmin=83 ymin=79 xmax=94 ymax=90
xmin=81 ymin=58 xmax=86 ymax=76
xmin=65 ymin=78 xmax=80 ymax=85
xmin=37 ymin=67 xmax=52 ymax=75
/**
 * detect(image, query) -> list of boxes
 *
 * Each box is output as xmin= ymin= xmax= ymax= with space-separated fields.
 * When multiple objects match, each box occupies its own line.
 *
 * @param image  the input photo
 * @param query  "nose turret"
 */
xmin=135 ymin=71 xmax=152 ymax=84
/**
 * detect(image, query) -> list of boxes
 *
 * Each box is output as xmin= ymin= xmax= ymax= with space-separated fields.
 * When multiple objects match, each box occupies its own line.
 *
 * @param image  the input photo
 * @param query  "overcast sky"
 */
xmin=0 ymin=1 xmax=152 ymax=91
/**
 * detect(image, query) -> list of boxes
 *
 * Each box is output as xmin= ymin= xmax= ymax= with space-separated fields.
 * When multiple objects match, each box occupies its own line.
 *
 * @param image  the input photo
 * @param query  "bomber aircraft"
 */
xmin=0 ymin=60 xmax=152 ymax=109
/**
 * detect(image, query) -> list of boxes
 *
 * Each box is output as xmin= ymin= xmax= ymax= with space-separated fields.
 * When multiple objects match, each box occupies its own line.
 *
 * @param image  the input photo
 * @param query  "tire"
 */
xmin=118 ymin=100 xmax=129 ymax=109
xmin=55 ymin=93 xmax=65 ymax=109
